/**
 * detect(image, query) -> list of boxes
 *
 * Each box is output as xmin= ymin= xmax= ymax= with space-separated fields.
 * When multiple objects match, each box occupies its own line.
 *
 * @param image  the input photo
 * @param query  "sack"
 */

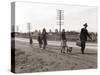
xmin=76 ymin=40 xmax=81 ymax=47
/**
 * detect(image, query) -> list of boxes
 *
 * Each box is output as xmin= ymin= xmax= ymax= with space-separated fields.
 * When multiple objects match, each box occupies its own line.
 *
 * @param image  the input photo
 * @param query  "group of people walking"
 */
xmin=30 ymin=23 xmax=92 ymax=54
xmin=61 ymin=23 xmax=92 ymax=54
xmin=37 ymin=28 xmax=47 ymax=49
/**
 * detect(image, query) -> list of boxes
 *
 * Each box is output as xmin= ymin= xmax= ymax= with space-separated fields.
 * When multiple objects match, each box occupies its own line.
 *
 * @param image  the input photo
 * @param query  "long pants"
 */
xmin=42 ymin=40 xmax=47 ymax=49
xmin=81 ymin=40 xmax=86 ymax=54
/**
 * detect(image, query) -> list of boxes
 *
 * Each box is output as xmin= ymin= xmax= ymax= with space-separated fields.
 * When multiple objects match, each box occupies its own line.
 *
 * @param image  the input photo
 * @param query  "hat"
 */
xmin=83 ymin=23 xmax=88 ymax=27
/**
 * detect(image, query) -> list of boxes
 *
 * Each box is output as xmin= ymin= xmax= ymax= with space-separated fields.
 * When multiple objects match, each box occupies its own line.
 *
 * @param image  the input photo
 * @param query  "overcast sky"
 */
xmin=15 ymin=2 xmax=98 ymax=33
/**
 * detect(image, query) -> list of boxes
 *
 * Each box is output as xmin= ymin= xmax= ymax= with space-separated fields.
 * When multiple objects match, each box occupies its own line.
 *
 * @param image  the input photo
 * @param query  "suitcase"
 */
xmin=76 ymin=40 xmax=81 ymax=47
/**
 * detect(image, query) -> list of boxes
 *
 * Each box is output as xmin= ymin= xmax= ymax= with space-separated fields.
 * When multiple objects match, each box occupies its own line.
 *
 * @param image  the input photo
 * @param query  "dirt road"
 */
xmin=15 ymin=38 xmax=97 ymax=73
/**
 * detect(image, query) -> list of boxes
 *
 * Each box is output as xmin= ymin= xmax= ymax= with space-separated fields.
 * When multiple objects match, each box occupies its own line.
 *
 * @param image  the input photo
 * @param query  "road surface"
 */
xmin=15 ymin=37 xmax=97 ymax=49
xmin=14 ymin=37 xmax=97 ymax=73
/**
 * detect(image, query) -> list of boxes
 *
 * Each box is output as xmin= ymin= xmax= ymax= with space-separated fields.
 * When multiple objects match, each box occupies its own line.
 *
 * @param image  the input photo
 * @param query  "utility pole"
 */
xmin=57 ymin=10 xmax=64 ymax=40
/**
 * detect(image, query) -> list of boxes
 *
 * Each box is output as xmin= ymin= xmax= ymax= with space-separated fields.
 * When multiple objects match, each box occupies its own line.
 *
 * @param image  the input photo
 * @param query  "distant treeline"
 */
xmin=13 ymin=31 xmax=97 ymax=43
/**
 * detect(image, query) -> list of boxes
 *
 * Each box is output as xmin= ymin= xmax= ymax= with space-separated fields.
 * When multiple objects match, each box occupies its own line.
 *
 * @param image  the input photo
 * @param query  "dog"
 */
xmin=61 ymin=46 xmax=73 ymax=54
xmin=61 ymin=40 xmax=73 ymax=53
xmin=66 ymin=46 xmax=73 ymax=53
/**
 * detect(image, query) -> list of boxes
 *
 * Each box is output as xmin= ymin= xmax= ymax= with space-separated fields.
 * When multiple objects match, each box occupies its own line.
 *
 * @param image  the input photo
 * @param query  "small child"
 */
xmin=30 ymin=37 xmax=33 ymax=45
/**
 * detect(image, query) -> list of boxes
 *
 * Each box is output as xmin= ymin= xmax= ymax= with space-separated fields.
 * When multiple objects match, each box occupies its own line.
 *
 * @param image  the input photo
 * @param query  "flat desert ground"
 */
xmin=14 ymin=37 xmax=97 ymax=73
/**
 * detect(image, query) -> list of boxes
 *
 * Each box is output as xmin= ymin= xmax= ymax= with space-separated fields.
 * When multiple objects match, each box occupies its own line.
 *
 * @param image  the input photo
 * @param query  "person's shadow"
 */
xmin=68 ymin=52 xmax=97 ymax=55
xmin=84 ymin=52 xmax=97 ymax=55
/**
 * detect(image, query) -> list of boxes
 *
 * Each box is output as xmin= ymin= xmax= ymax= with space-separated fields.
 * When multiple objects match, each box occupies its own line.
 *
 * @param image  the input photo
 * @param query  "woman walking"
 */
xmin=61 ymin=29 xmax=67 ymax=53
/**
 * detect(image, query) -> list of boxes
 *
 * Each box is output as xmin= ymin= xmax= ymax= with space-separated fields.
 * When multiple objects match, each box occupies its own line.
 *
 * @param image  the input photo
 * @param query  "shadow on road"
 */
xmin=69 ymin=52 xmax=97 ymax=55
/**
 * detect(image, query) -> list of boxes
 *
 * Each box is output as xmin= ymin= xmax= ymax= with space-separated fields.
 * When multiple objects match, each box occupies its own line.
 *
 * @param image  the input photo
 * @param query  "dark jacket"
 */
xmin=80 ymin=28 xmax=91 ymax=41
xmin=42 ymin=32 xmax=47 ymax=45
xmin=38 ymin=35 xmax=42 ymax=44
xmin=61 ymin=32 xmax=66 ymax=41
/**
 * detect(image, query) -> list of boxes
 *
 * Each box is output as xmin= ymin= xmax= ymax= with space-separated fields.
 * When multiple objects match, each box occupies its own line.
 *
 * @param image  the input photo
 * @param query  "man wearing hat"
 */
xmin=80 ymin=23 xmax=92 ymax=54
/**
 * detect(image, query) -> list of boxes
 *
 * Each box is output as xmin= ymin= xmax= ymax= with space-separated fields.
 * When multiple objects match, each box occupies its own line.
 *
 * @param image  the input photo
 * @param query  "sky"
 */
xmin=15 ymin=2 xmax=98 ymax=33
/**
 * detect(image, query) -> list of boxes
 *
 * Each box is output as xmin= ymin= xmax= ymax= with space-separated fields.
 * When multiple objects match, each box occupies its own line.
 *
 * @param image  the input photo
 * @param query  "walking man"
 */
xmin=80 ymin=23 xmax=92 ymax=54
xmin=42 ymin=28 xmax=47 ymax=49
